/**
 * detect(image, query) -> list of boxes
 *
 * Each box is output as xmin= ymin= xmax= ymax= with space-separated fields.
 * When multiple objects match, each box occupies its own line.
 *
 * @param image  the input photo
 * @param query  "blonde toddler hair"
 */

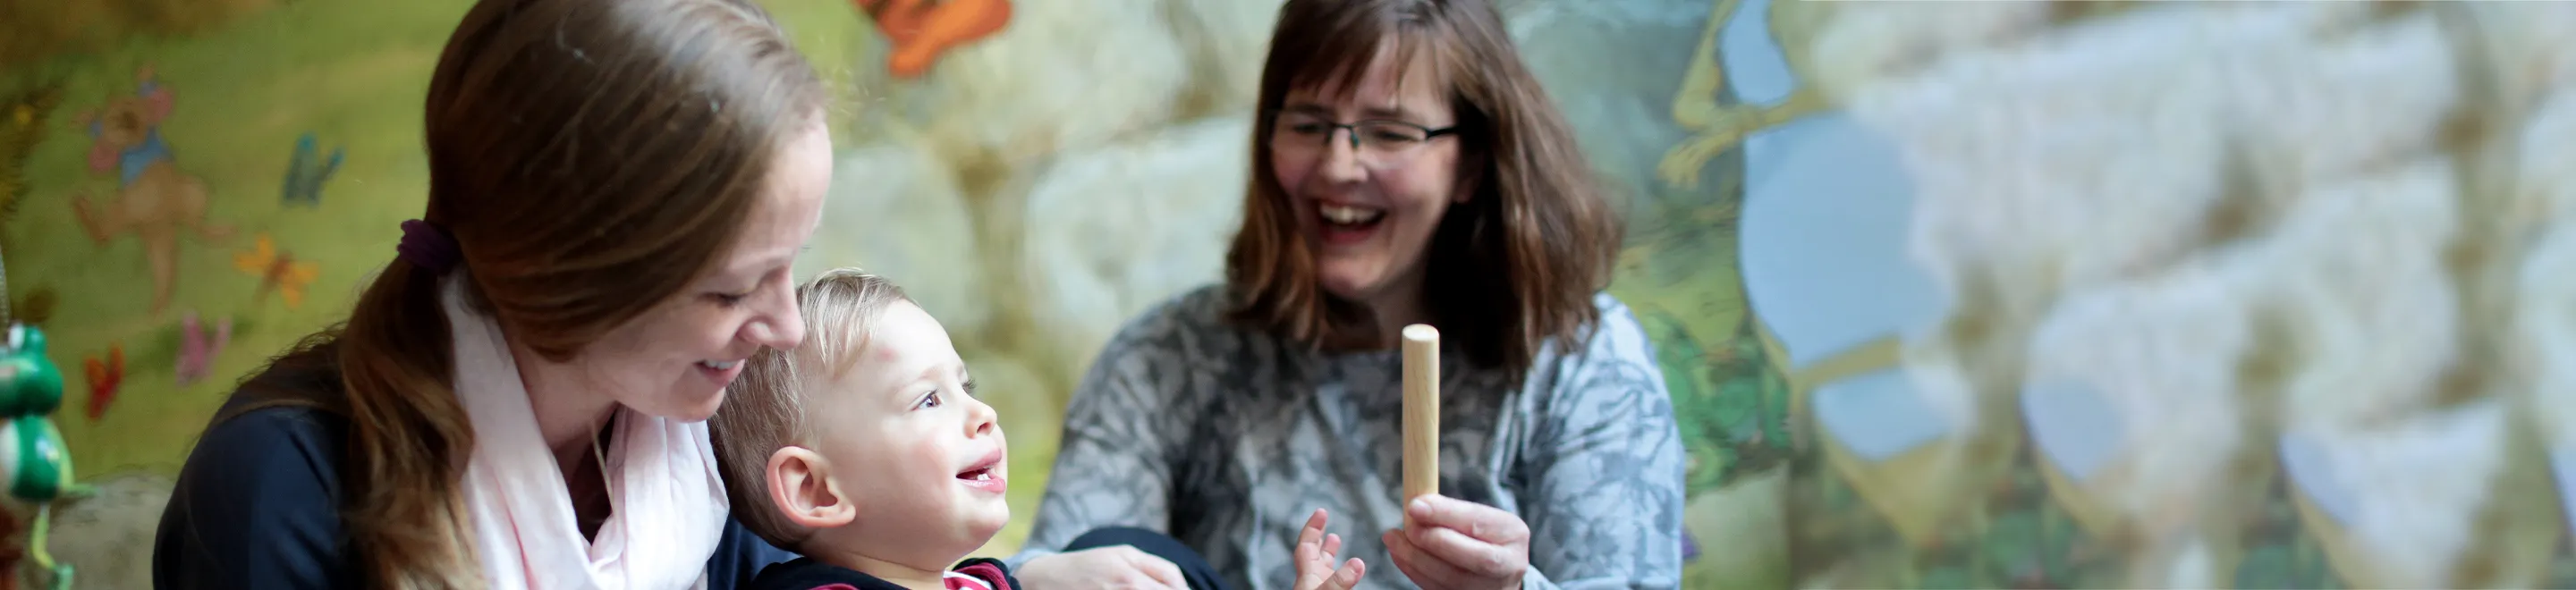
xmin=709 ymin=267 xmax=912 ymax=551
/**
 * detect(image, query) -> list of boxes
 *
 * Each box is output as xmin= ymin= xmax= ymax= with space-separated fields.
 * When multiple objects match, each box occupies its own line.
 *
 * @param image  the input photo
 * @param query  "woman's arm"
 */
xmin=1517 ymin=300 xmax=1687 ymax=589
xmin=153 ymin=407 xmax=360 ymax=589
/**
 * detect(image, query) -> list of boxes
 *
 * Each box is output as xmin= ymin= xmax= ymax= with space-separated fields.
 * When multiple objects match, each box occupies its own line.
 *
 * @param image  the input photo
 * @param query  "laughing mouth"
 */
xmin=698 ymin=359 xmax=741 ymax=370
xmin=1319 ymin=203 xmax=1385 ymax=228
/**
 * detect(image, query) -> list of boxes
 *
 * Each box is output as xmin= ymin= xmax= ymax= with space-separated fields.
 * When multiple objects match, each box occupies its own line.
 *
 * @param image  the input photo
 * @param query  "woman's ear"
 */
xmin=1452 ymin=154 xmax=1485 ymax=204
xmin=767 ymin=446 xmax=859 ymax=529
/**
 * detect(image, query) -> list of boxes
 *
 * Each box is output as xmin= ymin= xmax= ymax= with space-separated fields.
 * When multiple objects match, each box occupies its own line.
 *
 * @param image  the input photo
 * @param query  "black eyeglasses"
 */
xmin=1270 ymin=111 xmax=1459 ymax=166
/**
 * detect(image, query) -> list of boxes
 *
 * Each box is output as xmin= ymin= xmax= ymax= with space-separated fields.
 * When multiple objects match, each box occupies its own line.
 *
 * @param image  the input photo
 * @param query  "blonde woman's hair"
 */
xmin=208 ymin=0 xmax=825 ymax=586
xmin=708 ymin=268 xmax=913 ymax=551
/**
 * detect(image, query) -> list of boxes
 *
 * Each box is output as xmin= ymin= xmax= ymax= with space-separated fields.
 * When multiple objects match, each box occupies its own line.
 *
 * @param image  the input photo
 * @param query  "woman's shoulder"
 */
xmin=184 ymin=402 xmax=349 ymax=485
xmin=189 ymin=356 xmax=356 ymax=485
xmin=1128 ymin=284 xmax=1236 ymax=333
xmin=155 ymin=384 xmax=358 ymax=586
xmin=164 ymin=355 xmax=356 ymax=530
xmin=1564 ymin=291 xmax=1656 ymax=363
xmin=1529 ymin=291 xmax=1664 ymax=393
xmin=1095 ymin=284 xmax=1249 ymax=360
xmin=172 ymin=387 xmax=353 ymax=514
xmin=1510 ymin=292 xmax=1681 ymax=466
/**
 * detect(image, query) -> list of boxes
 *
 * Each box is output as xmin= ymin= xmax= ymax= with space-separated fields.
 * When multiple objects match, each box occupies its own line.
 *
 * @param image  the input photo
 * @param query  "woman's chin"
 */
xmin=679 ymin=392 xmax=726 ymax=422
xmin=1317 ymin=271 xmax=1385 ymax=303
xmin=632 ymin=387 xmax=727 ymax=423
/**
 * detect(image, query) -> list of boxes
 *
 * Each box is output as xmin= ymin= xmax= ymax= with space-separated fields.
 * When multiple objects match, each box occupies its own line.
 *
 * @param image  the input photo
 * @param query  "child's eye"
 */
xmin=915 ymin=391 xmax=943 ymax=410
xmin=708 ymin=291 xmax=750 ymax=307
xmin=962 ymin=378 xmax=978 ymax=397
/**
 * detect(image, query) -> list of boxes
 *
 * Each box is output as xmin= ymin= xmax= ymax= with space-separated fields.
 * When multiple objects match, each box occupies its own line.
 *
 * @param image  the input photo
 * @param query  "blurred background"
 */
xmin=8 ymin=0 xmax=2574 ymax=588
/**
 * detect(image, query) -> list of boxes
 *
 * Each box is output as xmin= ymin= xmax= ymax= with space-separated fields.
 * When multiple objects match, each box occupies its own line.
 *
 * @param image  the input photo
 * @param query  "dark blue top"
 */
xmin=747 ymin=557 xmax=1019 ymax=590
xmin=152 ymin=399 xmax=795 ymax=588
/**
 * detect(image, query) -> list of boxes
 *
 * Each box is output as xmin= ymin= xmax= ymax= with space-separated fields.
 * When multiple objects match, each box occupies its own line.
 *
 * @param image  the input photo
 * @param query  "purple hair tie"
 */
xmin=397 ymin=219 xmax=462 ymax=274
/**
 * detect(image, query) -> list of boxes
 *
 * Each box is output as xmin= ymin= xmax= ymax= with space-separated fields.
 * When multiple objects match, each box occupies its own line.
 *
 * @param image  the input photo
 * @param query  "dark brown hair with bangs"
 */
xmin=1224 ymin=0 xmax=1622 ymax=376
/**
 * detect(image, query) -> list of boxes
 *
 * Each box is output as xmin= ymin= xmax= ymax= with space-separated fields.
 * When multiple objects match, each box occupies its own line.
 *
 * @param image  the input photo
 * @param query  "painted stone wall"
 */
xmin=1742 ymin=2 xmax=2576 ymax=587
xmin=1 ymin=0 xmax=1775 ymax=586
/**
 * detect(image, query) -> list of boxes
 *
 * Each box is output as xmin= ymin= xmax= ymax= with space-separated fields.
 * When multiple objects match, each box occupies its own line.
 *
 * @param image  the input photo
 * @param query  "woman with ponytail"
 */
xmin=150 ymin=0 xmax=832 ymax=587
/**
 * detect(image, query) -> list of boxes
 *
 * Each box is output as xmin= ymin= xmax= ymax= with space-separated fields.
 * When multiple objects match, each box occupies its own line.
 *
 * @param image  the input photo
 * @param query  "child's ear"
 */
xmin=767 ymin=446 xmax=859 ymax=528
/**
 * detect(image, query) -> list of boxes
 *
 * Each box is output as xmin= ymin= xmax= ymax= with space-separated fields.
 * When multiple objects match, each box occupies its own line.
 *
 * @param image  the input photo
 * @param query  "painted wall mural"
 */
xmin=0 ymin=0 xmax=1780 ymax=587
xmin=31 ymin=0 xmax=2572 ymax=588
xmin=1735 ymin=2 xmax=2576 ymax=589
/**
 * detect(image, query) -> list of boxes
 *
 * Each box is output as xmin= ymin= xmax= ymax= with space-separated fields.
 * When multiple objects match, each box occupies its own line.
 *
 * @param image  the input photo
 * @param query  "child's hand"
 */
xmin=1292 ymin=509 xmax=1366 ymax=590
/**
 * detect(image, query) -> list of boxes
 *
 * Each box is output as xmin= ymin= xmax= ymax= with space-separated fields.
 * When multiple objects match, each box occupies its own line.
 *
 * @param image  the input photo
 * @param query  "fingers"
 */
xmin=1297 ymin=556 xmax=1367 ymax=590
xmin=1405 ymin=523 xmax=1521 ymax=577
xmin=1296 ymin=508 xmax=1331 ymax=569
xmin=1398 ymin=495 xmax=1532 ymax=582
xmin=1404 ymin=495 xmax=1530 ymax=544
xmin=1301 ymin=510 xmax=1348 ymax=562
xmin=1320 ymin=558 xmax=1365 ymax=590
xmin=1146 ymin=560 xmax=1188 ymax=590
xmin=1121 ymin=547 xmax=1189 ymax=590
xmin=1294 ymin=509 xmax=1368 ymax=590
xmin=1384 ymin=530 xmax=1477 ymax=589
xmin=1298 ymin=508 xmax=1329 ymax=552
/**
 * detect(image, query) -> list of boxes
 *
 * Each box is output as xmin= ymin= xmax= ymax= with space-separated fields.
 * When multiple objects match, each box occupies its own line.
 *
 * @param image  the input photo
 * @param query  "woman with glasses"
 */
xmin=1006 ymin=0 xmax=1685 ymax=588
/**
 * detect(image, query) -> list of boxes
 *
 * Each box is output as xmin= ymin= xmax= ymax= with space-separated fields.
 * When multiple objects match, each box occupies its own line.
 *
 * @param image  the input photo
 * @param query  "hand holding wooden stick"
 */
xmin=1401 ymin=324 xmax=1439 ymax=531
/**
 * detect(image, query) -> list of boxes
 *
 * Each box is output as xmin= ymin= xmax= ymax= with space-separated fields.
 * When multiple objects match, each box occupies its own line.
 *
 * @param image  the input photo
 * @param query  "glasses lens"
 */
xmin=1274 ymin=114 xmax=1331 ymax=141
xmin=1357 ymin=122 xmax=1429 ymax=146
xmin=1355 ymin=122 xmax=1429 ymax=165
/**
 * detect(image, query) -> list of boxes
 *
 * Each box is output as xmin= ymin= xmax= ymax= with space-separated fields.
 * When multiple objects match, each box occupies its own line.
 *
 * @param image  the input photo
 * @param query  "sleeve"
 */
xmin=152 ymin=408 xmax=359 ymax=589
xmin=703 ymin=517 xmax=798 ymax=589
xmin=1515 ymin=299 xmax=1688 ymax=590
xmin=1006 ymin=304 xmax=1197 ymax=568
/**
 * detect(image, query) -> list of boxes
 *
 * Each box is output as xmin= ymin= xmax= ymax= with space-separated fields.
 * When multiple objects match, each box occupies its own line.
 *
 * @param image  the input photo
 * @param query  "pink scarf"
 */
xmin=443 ymin=277 xmax=732 ymax=590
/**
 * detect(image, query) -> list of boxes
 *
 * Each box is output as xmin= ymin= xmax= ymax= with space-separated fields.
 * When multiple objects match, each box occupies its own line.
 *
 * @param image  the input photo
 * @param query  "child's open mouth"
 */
xmin=955 ymin=450 xmax=1005 ymax=494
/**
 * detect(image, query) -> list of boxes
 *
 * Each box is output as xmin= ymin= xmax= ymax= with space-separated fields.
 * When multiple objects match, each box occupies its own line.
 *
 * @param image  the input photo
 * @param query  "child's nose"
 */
xmin=966 ymin=397 xmax=999 ymax=437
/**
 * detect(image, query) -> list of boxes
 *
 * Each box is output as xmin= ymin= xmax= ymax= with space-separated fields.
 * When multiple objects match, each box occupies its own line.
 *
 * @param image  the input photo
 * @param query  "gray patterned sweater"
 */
xmin=1009 ymin=286 xmax=1685 ymax=590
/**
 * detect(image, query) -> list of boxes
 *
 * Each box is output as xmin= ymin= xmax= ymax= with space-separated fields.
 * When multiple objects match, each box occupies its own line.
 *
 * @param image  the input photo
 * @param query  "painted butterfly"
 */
xmin=234 ymin=233 xmax=319 ymax=309
xmin=280 ymin=132 xmax=342 ymax=208
xmin=81 ymin=344 xmax=120 ymax=423
xmin=174 ymin=310 xmax=230 ymax=387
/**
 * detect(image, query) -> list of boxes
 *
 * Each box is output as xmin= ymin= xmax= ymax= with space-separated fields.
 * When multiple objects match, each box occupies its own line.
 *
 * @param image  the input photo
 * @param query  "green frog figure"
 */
xmin=0 ymin=324 xmax=62 ymax=417
xmin=0 ymin=323 xmax=79 ymax=590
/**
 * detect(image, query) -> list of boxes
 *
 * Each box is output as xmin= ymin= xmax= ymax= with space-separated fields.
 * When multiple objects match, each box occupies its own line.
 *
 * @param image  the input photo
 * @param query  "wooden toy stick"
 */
xmin=1401 ymin=324 xmax=1440 ymax=530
